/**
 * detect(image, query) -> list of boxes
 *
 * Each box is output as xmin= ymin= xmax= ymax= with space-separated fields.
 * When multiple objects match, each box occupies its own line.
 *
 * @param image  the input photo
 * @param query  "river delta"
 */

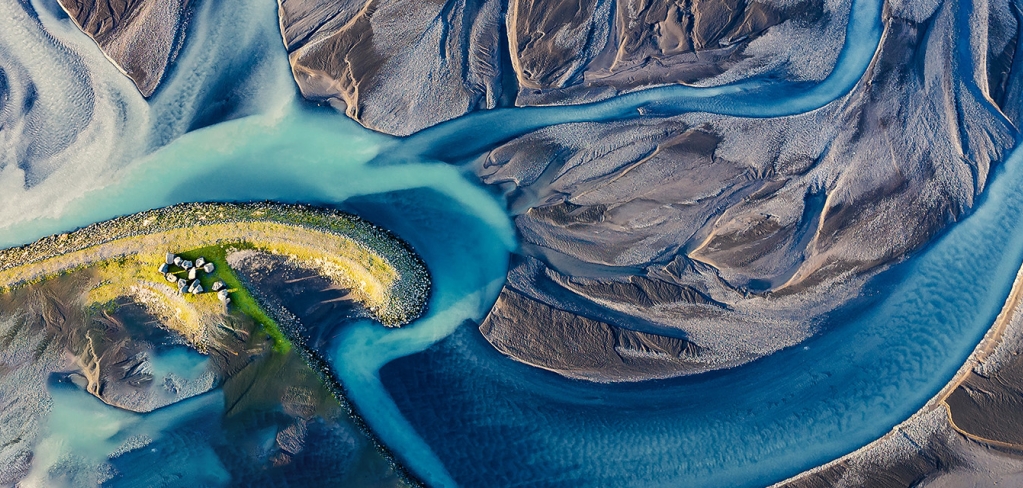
xmin=1 ymin=0 xmax=1022 ymax=486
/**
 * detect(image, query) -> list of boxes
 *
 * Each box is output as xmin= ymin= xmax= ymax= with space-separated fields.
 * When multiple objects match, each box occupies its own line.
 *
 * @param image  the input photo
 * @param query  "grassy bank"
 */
xmin=0 ymin=202 xmax=431 ymax=486
xmin=0 ymin=202 xmax=431 ymax=353
xmin=0 ymin=202 xmax=430 ymax=326
xmin=178 ymin=245 xmax=290 ymax=353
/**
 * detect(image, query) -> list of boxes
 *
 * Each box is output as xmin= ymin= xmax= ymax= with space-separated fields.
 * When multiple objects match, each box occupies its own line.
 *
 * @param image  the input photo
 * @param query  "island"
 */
xmin=0 ymin=202 xmax=428 ymax=486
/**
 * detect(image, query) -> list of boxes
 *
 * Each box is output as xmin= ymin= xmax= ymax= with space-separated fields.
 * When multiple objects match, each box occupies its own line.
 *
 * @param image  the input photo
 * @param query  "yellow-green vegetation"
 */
xmin=86 ymin=253 xmax=210 ymax=347
xmin=178 ymin=245 xmax=290 ymax=353
xmin=0 ymin=203 xmax=430 ymax=351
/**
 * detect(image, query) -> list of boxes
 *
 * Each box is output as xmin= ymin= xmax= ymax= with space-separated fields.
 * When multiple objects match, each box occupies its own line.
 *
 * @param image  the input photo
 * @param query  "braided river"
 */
xmin=2 ymin=0 xmax=1021 ymax=485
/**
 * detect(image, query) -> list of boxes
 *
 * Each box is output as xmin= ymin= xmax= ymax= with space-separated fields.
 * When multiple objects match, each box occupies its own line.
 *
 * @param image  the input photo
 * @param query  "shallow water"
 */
xmin=147 ymin=347 xmax=211 ymax=383
xmin=1 ymin=0 xmax=1021 ymax=485
xmin=21 ymin=378 xmax=229 ymax=488
xmin=377 ymin=139 xmax=1023 ymax=487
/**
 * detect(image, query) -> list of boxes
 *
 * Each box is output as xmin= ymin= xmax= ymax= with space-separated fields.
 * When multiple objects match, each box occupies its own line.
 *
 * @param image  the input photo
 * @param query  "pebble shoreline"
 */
xmin=0 ymin=201 xmax=431 ymax=326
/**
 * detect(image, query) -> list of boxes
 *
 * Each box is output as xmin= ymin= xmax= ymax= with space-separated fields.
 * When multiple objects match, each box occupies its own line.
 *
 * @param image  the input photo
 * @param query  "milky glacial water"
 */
xmin=147 ymin=347 xmax=212 ymax=383
xmin=22 ymin=378 xmax=228 ymax=487
xmin=376 ymin=137 xmax=1023 ymax=486
xmin=1 ymin=0 xmax=1021 ymax=486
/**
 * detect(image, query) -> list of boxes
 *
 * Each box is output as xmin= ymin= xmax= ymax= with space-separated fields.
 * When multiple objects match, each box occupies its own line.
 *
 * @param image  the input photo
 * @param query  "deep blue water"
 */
xmin=1 ymin=0 xmax=1022 ymax=485
xmin=336 ymin=134 xmax=1023 ymax=487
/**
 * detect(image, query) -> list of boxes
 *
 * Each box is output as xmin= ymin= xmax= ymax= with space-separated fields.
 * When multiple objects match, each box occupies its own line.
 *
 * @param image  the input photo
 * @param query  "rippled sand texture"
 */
xmin=779 ymin=257 xmax=1023 ymax=487
xmin=0 ymin=0 xmax=296 ymax=231
xmin=276 ymin=0 xmax=846 ymax=134
xmin=4 ymin=0 xmax=1023 ymax=486
xmin=40 ymin=0 xmax=1023 ymax=383
xmin=479 ymin=0 xmax=1021 ymax=380
xmin=56 ymin=0 xmax=193 ymax=96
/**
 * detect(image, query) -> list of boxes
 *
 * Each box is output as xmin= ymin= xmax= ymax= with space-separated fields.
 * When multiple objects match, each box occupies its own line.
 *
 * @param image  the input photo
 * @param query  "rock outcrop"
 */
xmin=50 ymin=0 xmax=1023 ymax=386
xmin=0 ymin=266 xmax=402 ymax=486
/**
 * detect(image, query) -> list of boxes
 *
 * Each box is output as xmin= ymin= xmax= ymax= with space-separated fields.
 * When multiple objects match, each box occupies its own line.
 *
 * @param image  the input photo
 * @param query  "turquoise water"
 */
xmin=394 ymin=0 xmax=881 ymax=161
xmin=147 ymin=347 xmax=212 ymax=383
xmin=1 ymin=0 xmax=1021 ymax=485
xmin=21 ymin=378 xmax=228 ymax=488
xmin=375 ymin=137 xmax=1023 ymax=486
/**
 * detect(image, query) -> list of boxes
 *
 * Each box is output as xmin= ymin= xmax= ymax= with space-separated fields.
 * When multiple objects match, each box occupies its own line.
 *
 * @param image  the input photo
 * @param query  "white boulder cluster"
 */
xmin=160 ymin=253 xmax=230 ymax=304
